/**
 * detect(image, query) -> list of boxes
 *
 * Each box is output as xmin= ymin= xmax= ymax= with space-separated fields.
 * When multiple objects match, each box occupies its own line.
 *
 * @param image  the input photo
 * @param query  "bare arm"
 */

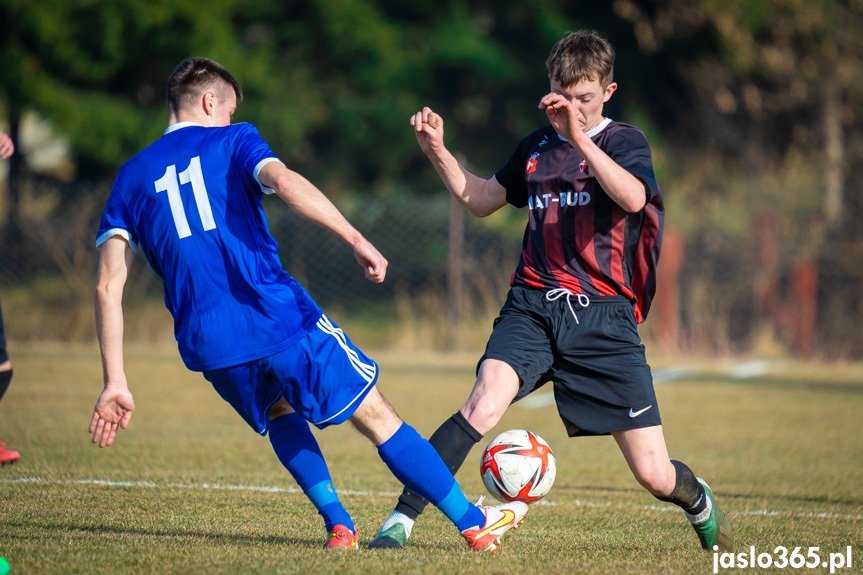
xmin=539 ymin=93 xmax=647 ymax=213
xmin=90 ymin=236 xmax=136 ymax=447
xmin=0 ymin=131 xmax=14 ymax=159
xmin=257 ymin=162 xmax=388 ymax=283
xmin=410 ymin=107 xmax=508 ymax=218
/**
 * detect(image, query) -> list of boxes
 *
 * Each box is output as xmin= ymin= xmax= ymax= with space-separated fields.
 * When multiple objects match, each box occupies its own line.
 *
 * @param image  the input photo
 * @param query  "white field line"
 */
xmin=2 ymin=476 xmax=861 ymax=522
xmin=643 ymin=503 xmax=863 ymax=522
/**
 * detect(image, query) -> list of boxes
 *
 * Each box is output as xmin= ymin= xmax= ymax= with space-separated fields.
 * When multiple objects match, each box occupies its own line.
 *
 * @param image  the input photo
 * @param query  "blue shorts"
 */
xmin=203 ymin=314 xmax=378 ymax=435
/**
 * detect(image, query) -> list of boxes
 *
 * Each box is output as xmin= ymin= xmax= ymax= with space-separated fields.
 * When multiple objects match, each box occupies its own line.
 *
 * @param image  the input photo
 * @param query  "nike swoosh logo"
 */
xmin=629 ymin=405 xmax=653 ymax=418
xmin=473 ymin=509 xmax=516 ymax=538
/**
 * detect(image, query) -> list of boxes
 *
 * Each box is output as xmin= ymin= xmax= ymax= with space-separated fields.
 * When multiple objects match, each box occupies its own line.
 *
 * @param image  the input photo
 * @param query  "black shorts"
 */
xmin=479 ymin=286 xmax=661 ymax=437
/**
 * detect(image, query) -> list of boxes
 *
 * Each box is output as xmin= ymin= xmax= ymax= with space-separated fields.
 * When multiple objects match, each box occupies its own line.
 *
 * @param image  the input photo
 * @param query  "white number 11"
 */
xmin=154 ymin=156 xmax=216 ymax=239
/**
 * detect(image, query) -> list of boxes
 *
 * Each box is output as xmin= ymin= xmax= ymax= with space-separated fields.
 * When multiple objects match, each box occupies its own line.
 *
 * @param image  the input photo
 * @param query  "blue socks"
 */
xmin=269 ymin=412 xmax=353 ymax=532
xmin=270 ymin=415 xmax=485 ymax=533
xmin=377 ymin=423 xmax=485 ymax=531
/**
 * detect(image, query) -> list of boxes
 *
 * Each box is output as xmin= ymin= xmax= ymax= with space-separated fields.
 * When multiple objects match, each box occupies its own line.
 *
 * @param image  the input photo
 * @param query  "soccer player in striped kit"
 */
xmin=370 ymin=30 xmax=732 ymax=552
xmin=90 ymin=57 xmax=527 ymax=551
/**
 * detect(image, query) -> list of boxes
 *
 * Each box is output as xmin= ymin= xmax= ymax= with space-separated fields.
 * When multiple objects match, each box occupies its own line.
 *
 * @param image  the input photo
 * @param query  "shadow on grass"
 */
xmin=1 ymin=520 xmax=494 ymax=554
xmin=1 ymin=520 xmax=324 ymax=548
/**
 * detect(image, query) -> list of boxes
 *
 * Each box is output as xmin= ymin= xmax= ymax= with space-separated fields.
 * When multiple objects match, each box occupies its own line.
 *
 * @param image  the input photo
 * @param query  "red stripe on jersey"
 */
xmin=629 ymin=198 xmax=663 ymax=322
xmin=521 ymin=268 xmax=547 ymax=289
xmin=609 ymin=210 xmax=627 ymax=288
xmin=557 ymin=273 xmax=583 ymax=293
xmin=499 ymin=122 xmax=664 ymax=322
xmin=541 ymin=198 xmax=577 ymax=290
xmin=590 ymin=272 xmax=621 ymax=296
xmin=621 ymin=282 xmax=643 ymax=322
xmin=572 ymin=201 xmax=618 ymax=296
xmin=519 ymin=244 xmax=548 ymax=289
xmin=574 ymin=196 xmax=597 ymax=285
xmin=619 ymin=283 xmax=635 ymax=300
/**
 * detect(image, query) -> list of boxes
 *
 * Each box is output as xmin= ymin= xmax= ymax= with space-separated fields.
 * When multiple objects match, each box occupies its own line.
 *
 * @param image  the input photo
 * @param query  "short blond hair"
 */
xmin=546 ymin=30 xmax=615 ymax=89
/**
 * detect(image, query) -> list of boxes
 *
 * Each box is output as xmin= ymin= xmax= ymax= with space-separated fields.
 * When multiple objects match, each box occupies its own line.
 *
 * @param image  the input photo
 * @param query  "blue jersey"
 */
xmin=97 ymin=122 xmax=322 ymax=371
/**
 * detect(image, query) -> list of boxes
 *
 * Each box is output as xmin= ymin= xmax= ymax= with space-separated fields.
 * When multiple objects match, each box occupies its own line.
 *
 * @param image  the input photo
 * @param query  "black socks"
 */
xmin=389 ymin=415 xmax=710 ymax=521
xmin=655 ymin=459 xmax=708 ymax=516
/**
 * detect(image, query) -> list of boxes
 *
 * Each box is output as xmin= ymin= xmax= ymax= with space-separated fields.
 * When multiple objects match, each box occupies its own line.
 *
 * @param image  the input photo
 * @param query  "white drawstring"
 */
xmin=545 ymin=288 xmax=590 ymax=324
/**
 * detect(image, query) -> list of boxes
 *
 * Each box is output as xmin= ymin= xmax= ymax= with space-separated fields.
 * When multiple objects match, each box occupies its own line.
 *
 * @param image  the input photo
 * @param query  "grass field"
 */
xmin=1 ymin=344 xmax=861 ymax=574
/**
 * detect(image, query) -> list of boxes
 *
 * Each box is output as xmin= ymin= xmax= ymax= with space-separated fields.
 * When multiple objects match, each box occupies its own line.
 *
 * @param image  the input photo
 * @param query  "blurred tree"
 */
xmin=3 ymin=0 xmax=862 ymax=354
xmin=0 ymin=0 xmax=643 ymax=194
xmin=0 ymin=1 xmax=575 ymax=189
xmin=0 ymin=0 xmax=253 ymax=282
xmin=0 ymin=0 xmax=258 ymax=179
xmin=611 ymin=0 xmax=863 ymax=355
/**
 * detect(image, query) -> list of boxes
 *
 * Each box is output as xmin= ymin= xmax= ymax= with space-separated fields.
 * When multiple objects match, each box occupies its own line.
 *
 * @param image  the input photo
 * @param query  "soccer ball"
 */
xmin=480 ymin=429 xmax=556 ymax=503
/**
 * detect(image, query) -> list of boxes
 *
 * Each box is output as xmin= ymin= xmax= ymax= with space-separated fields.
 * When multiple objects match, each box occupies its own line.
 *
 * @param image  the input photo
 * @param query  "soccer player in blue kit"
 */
xmin=89 ymin=57 xmax=527 ymax=551
xmin=370 ymin=30 xmax=733 ymax=552
xmin=0 ymin=130 xmax=21 ymax=466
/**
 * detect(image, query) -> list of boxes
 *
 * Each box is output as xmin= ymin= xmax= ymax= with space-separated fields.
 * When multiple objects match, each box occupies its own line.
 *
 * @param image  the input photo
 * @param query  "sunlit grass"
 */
xmin=0 ymin=346 xmax=861 ymax=574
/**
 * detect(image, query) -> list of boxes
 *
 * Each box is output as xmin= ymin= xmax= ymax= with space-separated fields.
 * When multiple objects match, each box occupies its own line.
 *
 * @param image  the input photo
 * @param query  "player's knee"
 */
xmin=267 ymin=398 xmax=295 ymax=420
xmin=634 ymin=466 xmax=675 ymax=497
xmin=460 ymin=399 xmax=505 ymax=435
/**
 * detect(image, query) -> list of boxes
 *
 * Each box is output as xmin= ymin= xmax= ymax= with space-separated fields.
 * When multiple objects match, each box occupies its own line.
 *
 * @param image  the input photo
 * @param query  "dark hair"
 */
xmin=166 ymin=57 xmax=243 ymax=114
xmin=546 ymin=30 xmax=615 ymax=89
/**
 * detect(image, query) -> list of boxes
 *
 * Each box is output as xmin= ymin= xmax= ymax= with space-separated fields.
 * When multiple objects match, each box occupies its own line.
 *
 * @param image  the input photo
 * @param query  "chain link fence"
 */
xmin=0 ymin=181 xmax=522 ymax=349
xmin=2 ymin=178 xmax=863 ymax=357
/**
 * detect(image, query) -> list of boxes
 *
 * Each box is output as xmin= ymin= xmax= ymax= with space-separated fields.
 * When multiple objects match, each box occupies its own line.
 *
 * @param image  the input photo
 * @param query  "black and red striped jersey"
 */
xmin=494 ymin=118 xmax=664 ymax=323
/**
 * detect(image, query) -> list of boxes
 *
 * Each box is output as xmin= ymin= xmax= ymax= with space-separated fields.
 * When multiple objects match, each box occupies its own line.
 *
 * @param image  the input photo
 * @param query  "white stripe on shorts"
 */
xmin=313 ymin=315 xmax=378 ymax=425
xmin=316 ymin=315 xmax=377 ymax=381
